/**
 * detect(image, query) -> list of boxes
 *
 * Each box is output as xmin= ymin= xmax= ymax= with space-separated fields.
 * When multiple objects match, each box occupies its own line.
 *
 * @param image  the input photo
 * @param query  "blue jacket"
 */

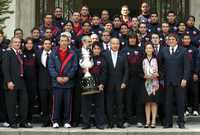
xmin=48 ymin=47 xmax=78 ymax=89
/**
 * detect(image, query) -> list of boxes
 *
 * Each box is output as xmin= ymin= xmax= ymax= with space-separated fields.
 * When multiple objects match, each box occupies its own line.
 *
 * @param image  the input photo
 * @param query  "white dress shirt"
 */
xmin=169 ymin=45 xmax=178 ymax=55
xmin=41 ymin=50 xmax=51 ymax=67
xmin=111 ymin=50 xmax=118 ymax=68
xmin=103 ymin=42 xmax=110 ymax=50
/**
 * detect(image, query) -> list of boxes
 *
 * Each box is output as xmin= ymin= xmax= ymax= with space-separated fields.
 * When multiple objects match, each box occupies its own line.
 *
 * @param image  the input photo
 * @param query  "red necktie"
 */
xmin=16 ymin=50 xmax=24 ymax=77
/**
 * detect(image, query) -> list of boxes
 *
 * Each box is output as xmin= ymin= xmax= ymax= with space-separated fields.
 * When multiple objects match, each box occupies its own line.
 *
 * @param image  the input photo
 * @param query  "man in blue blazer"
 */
xmin=160 ymin=34 xmax=190 ymax=129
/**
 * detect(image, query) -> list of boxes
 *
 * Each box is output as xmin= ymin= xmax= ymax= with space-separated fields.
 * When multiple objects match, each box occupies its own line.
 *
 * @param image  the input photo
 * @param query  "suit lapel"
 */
xmin=11 ymin=49 xmax=20 ymax=64
xmin=174 ymin=46 xmax=180 ymax=56
xmin=115 ymin=53 xmax=120 ymax=69
xmin=108 ymin=51 xmax=115 ymax=69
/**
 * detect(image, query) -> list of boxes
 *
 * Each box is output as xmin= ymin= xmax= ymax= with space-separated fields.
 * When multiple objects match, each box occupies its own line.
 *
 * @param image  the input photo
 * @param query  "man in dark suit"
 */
xmin=104 ymin=37 xmax=128 ymax=128
xmin=160 ymin=34 xmax=190 ymax=128
xmin=2 ymin=37 xmax=31 ymax=128
xmin=36 ymin=38 xmax=52 ymax=127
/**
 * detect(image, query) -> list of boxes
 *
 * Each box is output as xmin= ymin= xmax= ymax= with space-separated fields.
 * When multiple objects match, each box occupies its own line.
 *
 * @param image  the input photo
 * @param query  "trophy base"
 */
xmin=81 ymin=90 xmax=100 ymax=95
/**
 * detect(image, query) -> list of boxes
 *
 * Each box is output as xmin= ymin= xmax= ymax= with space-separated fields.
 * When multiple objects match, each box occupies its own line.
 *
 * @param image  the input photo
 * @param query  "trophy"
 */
xmin=79 ymin=47 xmax=100 ymax=95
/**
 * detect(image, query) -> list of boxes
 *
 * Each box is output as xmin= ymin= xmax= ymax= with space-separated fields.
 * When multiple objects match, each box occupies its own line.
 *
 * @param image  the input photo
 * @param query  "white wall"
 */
xmin=190 ymin=0 xmax=200 ymax=29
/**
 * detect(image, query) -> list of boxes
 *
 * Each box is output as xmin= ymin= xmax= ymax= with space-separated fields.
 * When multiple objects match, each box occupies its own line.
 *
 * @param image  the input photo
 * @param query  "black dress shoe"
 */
xmin=96 ymin=125 xmax=104 ymax=130
xmin=82 ymin=124 xmax=91 ymax=129
xmin=178 ymin=123 xmax=185 ymax=129
xmin=10 ymin=124 xmax=18 ymax=129
xmin=163 ymin=125 xmax=173 ymax=128
xmin=107 ymin=124 xmax=114 ymax=128
xmin=19 ymin=123 xmax=32 ymax=128
xmin=117 ymin=124 xmax=125 ymax=128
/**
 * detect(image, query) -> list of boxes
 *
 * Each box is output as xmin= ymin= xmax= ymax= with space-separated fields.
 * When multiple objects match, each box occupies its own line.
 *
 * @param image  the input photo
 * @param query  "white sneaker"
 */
xmin=193 ymin=111 xmax=199 ymax=116
xmin=136 ymin=122 xmax=143 ymax=128
xmin=64 ymin=123 xmax=71 ymax=128
xmin=2 ymin=122 xmax=10 ymax=127
xmin=53 ymin=123 xmax=59 ymax=128
xmin=184 ymin=111 xmax=190 ymax=116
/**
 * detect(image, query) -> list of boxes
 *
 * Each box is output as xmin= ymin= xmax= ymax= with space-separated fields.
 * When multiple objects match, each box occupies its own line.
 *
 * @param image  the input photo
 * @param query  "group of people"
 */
xmin=0 ymin=2 xmax=200 ymax=130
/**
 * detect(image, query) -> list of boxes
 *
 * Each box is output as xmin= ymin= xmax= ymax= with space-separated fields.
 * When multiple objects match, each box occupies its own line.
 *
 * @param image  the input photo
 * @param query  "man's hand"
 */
xmin=193 ymin=74 xmax=198 ymax=81
xmin=98 ymin=84 xmax=104 ymax=91
xmin=181 ymin=79 xmax=187 ymax=88
xmin=121 ymin=83 xmax=126 ymax=89
xmin=56 ymin=77 xmax=65 ymax=85
xmin=63 ymin=77 xmax=69 ymax=83
xmin=7 ymin=81 xmax=15 ymax=91
xmin=152 ymin=73 xmax=159 ymax=79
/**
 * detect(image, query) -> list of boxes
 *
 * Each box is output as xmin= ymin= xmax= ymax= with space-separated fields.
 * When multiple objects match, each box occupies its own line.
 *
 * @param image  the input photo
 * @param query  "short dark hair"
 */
xmin=167 ymin=11 xmax=176 ymax=16
xmin=14 ymin=28 xmax=23 ymax=35
xmin=25 ymin=37 xmax=33 ymax=44
xmin=44 ymin=13 xmax=52 ymax=18
xmin=168 ymin=33 xmax=178 ymax=40
xmin=31 ymin=27 xmax=40 ymax=33
xmin=41 ymin=38 xmax=51 ymax=45
xmin=82 ymin=21 xmax=91 ymax=26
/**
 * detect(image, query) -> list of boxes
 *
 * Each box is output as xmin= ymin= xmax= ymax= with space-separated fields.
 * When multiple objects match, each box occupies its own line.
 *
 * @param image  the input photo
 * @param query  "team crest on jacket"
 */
xmin=193 ymin=31 xmax=197 ymax=35
xmin=24 ymin=55 xmax=26 ymax=58
xmin=188 ymin=49 xmax=193 ymax=53
xmin=97 ymin=60 xmax=101 ymax=65
xmin=134 ymin=51 xmax=139 ymax=55
xmin=173 ymin=26 xmax=177 ymax=30
xmin=33 ymin=53 xmax=35 ymax=57
xmin=145 ymin=37 xmax=149 ymax=41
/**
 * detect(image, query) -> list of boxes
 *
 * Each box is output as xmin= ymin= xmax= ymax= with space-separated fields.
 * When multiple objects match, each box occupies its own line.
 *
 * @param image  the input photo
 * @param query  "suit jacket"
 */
xmin=2 ymin=48 xmax=26 ymax=90
xmin=104 ymin=51 xmax=128 ymax=88
xmin=36 ymin=50 xmax=52 ymax=90
xmin=160 ymin=46 xmax=190 ymax=86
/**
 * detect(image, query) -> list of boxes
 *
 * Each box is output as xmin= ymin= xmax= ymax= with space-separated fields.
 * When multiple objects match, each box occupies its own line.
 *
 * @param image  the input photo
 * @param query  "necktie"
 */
xmin=154 ymin=46 xmax=158 ymax=55
xmin=46 ymin=52 xmax=49 ymax=68
xmin=16 ymin=50 xmax=24 ymax=77
xmin=171 ymin=47 xmax=175 ymax=55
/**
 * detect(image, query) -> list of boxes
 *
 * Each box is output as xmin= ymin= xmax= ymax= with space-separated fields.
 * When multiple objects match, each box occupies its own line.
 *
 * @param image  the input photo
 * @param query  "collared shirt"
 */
xmin=58 ymin=48 xmax=68 ymax=63
xmin=11 ymin=48 xmax=19 ymax=55
xmin=111 ymin=50 xmax=118 ymax=68
xmin=154 ymin=44 xmax=160 ymax=52
xmin=103 ymin=42 xmax=110 ymax=50
xmin=170 ymin=45 xmax=178 ymax=55
xmin=41 ymin=50 xmax=51 ymax=67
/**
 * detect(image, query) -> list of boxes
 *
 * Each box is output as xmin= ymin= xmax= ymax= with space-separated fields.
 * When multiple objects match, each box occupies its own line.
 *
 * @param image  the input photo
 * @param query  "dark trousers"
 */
xmin=39 ymin=89 xmax=52 ymax=124
xmin=52 ymin=87 xmax=72 ymax=124
xmin=0 ymin=90 xmax=8 ymax=122
xmin=81 ymin=92 xmax=105 ymax=126
xmin=106 ymin=85 xmax=124 ymax=125
xmin=126 ymin=77 xmax=144 ymax=124
xmin=72 ymin=83 xmax=81 ymax=125
xmin=186 ymin=80 xmax=199 ymax=111
xmin=157 ymin=82 xmax=165 ymax=125
xmin=164 ymin=84 xmax=185 ymax=126
xmin=26 ymin=80 xmax=37 ymax=122
xmin=5 ymin=88 xmax=28 ymax=125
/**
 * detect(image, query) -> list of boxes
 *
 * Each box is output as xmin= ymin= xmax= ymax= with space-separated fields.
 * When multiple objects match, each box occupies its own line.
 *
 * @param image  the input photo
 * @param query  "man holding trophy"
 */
xmin=79 ymin=36 xmax=106 ymax=129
